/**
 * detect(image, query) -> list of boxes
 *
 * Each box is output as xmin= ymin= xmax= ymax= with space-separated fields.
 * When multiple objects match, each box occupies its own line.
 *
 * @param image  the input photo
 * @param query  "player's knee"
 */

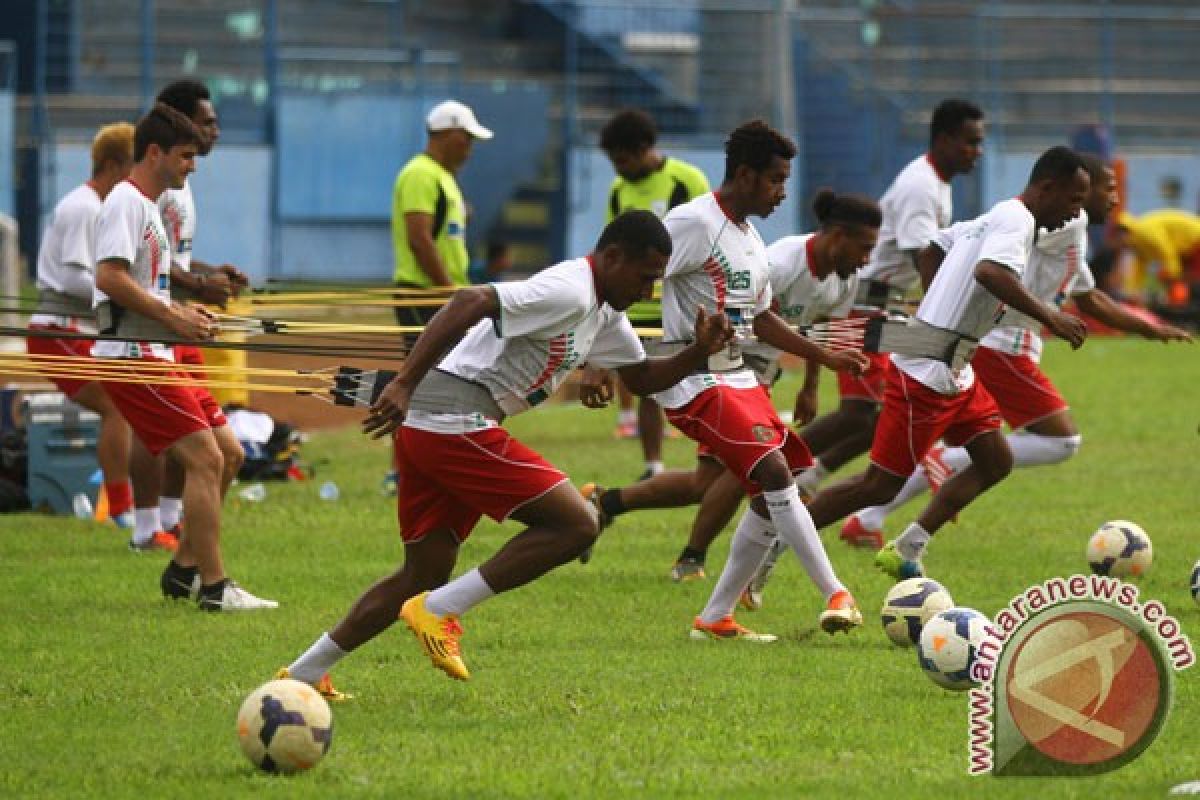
xmin=223 ymin=440 xmax=246 ymax=473
xmin=980 ymin=450 xmax=1013 ymax=486
xmin=749 ymin=452 xmax=792 ymax=492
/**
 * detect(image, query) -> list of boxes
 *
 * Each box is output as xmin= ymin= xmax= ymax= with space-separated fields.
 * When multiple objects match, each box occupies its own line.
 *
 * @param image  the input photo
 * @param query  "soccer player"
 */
xmin=278 ymin=211 xmax=733 ymax=688
xmin=800 ymin=146 xmax=1092 ymax=580
xmin=589 ymin=189 xmax=882 ymax=585
xmin=843 ymin=155 xmax=1192 ymax=539
xmin=127 ymin=79 xmax=249 ymax=548
xmin=799 ymin=99 xmax=985 ymax=538
xmin=93 ymin=103 xmax=275 ymax=610
xmin=598 ymin=109 xmax=710 ymax=479
xmin=25 ymin=123 xmax=138 ymax=532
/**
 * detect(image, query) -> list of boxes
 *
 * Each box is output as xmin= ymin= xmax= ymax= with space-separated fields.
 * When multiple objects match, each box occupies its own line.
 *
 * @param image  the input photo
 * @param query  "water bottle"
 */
xmin=238 ymin=483 xmax=266 ymax=503
xmin=319 ymin=481 xmax=340 ymax=502
xmin=72 ymin=492 xmax=94 ymax=519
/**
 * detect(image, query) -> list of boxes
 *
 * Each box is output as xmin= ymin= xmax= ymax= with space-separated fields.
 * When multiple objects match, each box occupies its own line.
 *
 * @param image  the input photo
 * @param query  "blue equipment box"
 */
xmin=23 ymin=392 xmax=100 ymax=514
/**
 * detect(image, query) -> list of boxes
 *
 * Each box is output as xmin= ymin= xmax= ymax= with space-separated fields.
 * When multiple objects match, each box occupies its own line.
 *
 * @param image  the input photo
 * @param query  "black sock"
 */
xmin=679 ymin=546 xmax=706 ymax=563
xmin=599 ymin=489 xmax=626 ymax=519
xmin=165 ymin=560 xmax=198 ymax=581
xmin=199 ymin=579 xmax=229 ymax=601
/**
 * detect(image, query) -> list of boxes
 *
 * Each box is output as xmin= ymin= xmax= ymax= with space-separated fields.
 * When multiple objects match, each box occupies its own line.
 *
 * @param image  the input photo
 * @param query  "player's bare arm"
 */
xmin=1074 ymin=290 xmax=1193 ymax=343
xmin=364 ymin=284 xmax=499 ymax=437
xmin=753 ymin=308 xmax=869 ymax=374
xmin=578 ymin=366 xmax=615 ymax=409
xmin=617 ymin=308 xmax=733 ymax=397
xmin=794 ymin=358 xmax=821 ymax=425
xmin=404 ymin=211 xmax=454 ymax=287
xmin=917 ymin=243 xmax=947 ymax=291
xmin=974 ymin=259 xmax=1087 ymax=348
xmin=96 ymin=258 xmax=215 ymax=340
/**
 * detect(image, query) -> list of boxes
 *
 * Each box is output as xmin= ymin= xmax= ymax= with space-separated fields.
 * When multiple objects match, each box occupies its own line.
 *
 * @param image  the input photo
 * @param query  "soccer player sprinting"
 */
xmin=844 ymin=155 xmax=1191 ymax=538
xmin=587 ymin=189 xmax=882 ymax=591
xmin=92 ymin=104 xmax=275 ymax=611
xmin=799 ymin=100 xmax=985 ymax=545
xmin=801 ymin=146 xmax=1092 ymax=580
xmin=278 ymin=211 xmax=732 ymax=689
xmin=25 ymin=123 xmax=138 ymax=532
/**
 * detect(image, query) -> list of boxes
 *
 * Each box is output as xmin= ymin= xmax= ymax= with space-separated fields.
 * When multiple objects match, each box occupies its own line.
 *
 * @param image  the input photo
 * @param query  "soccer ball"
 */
xmin=1191 ymin=560 xmax=1200 ymax=606
xmin=236 ymin=679 xmax=333 ymax=774
xmin=917 ymin=607 xmax=992 ymax=691
xmin=880 ymin=577 xmax=955 ymax=647
xmin=1087 ymin=520 xmax=1152 ymax=577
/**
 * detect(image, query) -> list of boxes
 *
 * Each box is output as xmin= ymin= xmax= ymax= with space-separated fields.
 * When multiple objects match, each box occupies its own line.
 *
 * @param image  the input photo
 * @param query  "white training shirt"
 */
xmin=158 ymin=179 xmax=195 ymax=272
xmin=742 ymin=233 xmax=858 ymax=369
xmin=404 ymin=257 xmax=646 ymax=434
xmin=935 ymin=212 xmax=1096 ymax=363
xmin=91 ymin=179 xmax=174 ymax=360
xmin=31 ymin=183 xmax=103 ymax=333
xmin=858 ymin=154 xmax=952 ymax=292
xmin=894 ymin=197 xmax=1037 ymax=394
xmin=653 ymin=192 xmax=773 ymax=410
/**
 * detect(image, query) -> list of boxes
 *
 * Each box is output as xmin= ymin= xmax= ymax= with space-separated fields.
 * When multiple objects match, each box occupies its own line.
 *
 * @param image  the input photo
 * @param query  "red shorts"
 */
xmin=666 ymin=384 xmax=812 ymax=495
xmin=394 ymin=425 xmax=568 ymax=543
xmin=971 ymin=346 xmax=1067 ymax=430
xmin=174 ymin=344 xmax=208 ymax=381
xmin=26 ymin=327 xmax=94 ymax=398
xmin=837 ymin=350 xmax=889 ymax=403
xmin=870 ymin=361 xmax=1003 ymax=477
xmin=101 ymin=358 xmax=226 ymax=455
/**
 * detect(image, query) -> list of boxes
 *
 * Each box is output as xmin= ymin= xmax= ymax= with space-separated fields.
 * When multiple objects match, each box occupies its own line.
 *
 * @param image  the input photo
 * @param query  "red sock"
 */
xmin=105 ymin=481 xmax=134 ymax=517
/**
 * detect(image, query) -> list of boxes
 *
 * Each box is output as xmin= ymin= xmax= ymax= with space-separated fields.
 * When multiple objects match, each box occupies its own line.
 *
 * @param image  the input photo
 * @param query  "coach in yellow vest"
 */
xmin=391 ymin=100 xmax=493 ymax=326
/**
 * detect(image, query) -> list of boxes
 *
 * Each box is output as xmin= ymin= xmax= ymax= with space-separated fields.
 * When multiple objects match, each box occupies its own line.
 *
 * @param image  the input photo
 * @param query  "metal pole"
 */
xmin=140 ymin=0 xmax=154 ymax=111
xmin=1099 ymin=0 xmax=1115 ymax=137
xmin=34 ymin=0 xmax=53 ymax=245
xmin=559 ymin=0 xmax=579 ymax=263
xmin=265 ymin=0 xmax=281 ymax=283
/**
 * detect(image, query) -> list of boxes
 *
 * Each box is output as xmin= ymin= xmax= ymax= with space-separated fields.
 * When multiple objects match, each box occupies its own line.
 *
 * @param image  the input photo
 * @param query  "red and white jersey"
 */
xmin=31 ymin=183 xmax=103 ymax=333
xmin=654 ymin=191 xmax=773 ymax=409
xmin=406 ymin=257 xmax=645 ymax=434
xmin=743 ymin=233 xmax=858 ymax=365
xmin=859 ymin=154 xmax=952 ymax=291
xmin=895 ymin=197 xmax=1037 ymax=394
xmin=158 ymin=179 xmax=195 ymax=272
xmin=92 ymin=179 xmax=173 ymax=360
xmin=936 ymin=211 xmax=1096 ymax=363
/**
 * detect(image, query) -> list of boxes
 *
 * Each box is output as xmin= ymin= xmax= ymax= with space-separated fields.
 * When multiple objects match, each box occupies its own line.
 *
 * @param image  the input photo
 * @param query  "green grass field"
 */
xmin=1 ymin=337 xmax=1196 ymax=799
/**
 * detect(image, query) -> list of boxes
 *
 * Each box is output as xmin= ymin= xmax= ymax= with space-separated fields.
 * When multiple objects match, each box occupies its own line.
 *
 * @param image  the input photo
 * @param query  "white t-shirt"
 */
xmin=653 ymin=192 xmax=773 ymax=409
xmin=935 ymin=212 xmax=1096 ymax=363
xmin=743 ymin=233 xmax=858 ymax=368
xmin=31 ymin=183 xmax=103 ymax=333
xmin=405 ymin=257 xmax=646 ymax=434
xmin=858 ymin=154 xmax=952 ymax=292
xmin=894 ymin=197 xmax=1037 ymax=394
xmin=91 ymin=179 xmax=174 ymax=360
xmin=158 ymin=179 xmax=195 ymax=272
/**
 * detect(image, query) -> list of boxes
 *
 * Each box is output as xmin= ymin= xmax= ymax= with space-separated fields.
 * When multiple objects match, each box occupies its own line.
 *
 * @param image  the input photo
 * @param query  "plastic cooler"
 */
xmin=23 ymin=392 xmax=100 ymax=514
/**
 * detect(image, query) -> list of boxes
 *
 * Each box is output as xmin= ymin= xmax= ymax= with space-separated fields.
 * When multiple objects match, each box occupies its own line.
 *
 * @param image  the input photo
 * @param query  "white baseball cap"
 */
xmin=426 ymin=100 xmax=493 ymax=140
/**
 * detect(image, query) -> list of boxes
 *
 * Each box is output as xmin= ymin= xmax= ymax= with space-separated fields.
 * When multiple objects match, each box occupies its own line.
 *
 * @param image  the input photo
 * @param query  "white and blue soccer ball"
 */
xmin=1191 ymin=560 xmax=1200 ymax=606
xmin=917 ymin=607 xmax=991 ymax=691
xmin=237 ymin=679 xmax=333 ymax=774
xmin=880 ymin=577 xmax=955 ymax=647
xmin=1087 ymin=520 xmax=1152 ymax=578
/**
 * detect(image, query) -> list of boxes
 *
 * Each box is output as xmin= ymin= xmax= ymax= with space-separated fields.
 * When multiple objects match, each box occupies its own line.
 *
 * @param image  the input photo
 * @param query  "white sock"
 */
xmin=618 ymin=409 xmax=636 ymax=426
xmin=132 ymin=507 xmax=162 ymax=545
xmin=855 ymin=470 xmax=932 ymax=531
xmin=644 ymin=460 xmax=664 ymax=476
xmin=794 ymin=458 xmax=829 ymax=497
xmin=700 ymin=511 xmax=776 ymax=624
xmin=159 ymin=496 xmax=183 ymax=530
xmin=425 ymin=568 xmax=496 ymax=617
xmin=1008 ymin=432 xmax=1082 ymax=467
xmin=764 ymin=484 xmax=843 ymax=600
xmin=287 ymin=632 xmax=347 ymax=684
xmin=941 ymin=446 xmax=972 ymax=474
xmin=896 ymin=522 xmax=931 ymax=561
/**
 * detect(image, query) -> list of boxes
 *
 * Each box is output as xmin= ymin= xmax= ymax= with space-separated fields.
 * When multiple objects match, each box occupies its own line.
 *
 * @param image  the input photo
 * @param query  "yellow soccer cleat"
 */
xmin=819 ymin=589 xmax=864 ymax=635
xmin=400 ymin=592 xmax=470 ymax=681
xmin=274 ymin=667 xmax=353 ymax=702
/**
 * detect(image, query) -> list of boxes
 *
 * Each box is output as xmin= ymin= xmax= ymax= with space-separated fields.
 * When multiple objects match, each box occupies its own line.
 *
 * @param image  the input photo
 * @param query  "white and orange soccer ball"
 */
xmin=1087 ymin=520 xmax=1152 ymax=578
xmin=1191 ymin=560 xmax=1200 ymax=606
xmin=237 ymin=679 xmax=333 ymax=774
xmin=880 ymin=577 xmax=955 ymax=647
xmin=917 ymin=607 xmax=991 ymax=691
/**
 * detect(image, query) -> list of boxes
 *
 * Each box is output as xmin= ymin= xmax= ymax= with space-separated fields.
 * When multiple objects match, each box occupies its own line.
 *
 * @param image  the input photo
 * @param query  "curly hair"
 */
xmin=723 ymin=119 xmax=796 ymax=183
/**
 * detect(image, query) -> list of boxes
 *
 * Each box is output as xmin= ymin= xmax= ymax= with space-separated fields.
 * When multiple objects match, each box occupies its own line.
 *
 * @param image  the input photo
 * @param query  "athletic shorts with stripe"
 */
xmin=836 ymin=349 xmax=890 ymax=404
xmin=100 ymin=357 xmax=227 ymax=455
xmin=26 ymin=325 xmax=94 ymax=399
xmin=174 ymin=344 xmax=208 ymax=381
xmin=393 ymin=425 xmax=569 ymax=543
xmin=665 ymin=383 xmax=812 ymax=496
xmin=869 ymin=360 xmax=1003 ymax=477
xmin=971 ymin=346 xmax=1067 ymax=431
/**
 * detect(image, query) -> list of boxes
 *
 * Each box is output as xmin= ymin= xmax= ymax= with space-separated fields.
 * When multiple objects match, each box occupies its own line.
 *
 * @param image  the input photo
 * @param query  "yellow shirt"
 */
xmin=1119 ymin=209 xmax=1200 ymax=288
